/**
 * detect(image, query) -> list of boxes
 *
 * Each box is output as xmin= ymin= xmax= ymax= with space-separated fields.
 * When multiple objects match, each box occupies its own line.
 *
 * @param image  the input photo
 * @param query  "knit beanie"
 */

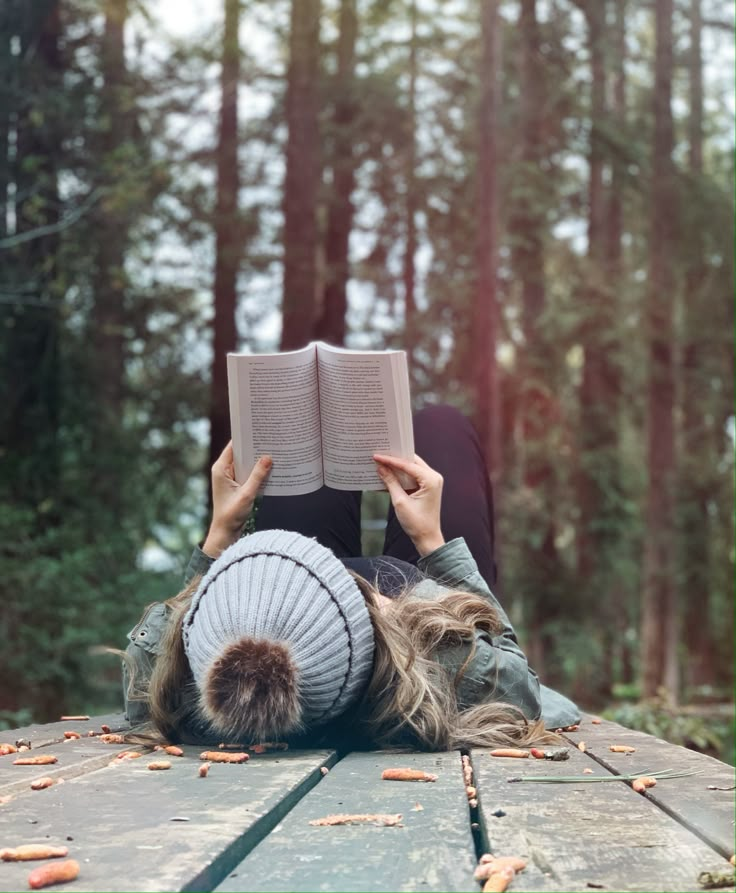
xmin=182 ymin=530 xmax=375 ymax=742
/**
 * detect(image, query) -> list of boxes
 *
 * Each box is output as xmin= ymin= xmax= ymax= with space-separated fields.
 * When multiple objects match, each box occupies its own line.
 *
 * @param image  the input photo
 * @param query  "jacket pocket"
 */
xmin=127 ymin=602 xmax=168 ymax=655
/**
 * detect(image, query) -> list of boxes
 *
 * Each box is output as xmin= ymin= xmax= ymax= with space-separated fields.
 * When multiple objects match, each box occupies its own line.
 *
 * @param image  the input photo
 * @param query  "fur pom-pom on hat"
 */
xmin=203 ymin=638 xmax=302 ymax=742
xmin=182 ymin=530 xmax=375 ymax=741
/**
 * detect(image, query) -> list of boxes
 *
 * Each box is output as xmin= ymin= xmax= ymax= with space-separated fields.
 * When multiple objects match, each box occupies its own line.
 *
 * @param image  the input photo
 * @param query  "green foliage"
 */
xmin=603 ymin=699 xmax=734 ymax=765
xmin=0 ymin=0 xmax=732 ymax=729
xmin=0 ymin=0 xmax=208 ymax=723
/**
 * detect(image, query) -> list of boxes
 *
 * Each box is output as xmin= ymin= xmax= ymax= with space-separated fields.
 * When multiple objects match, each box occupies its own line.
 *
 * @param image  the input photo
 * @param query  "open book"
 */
xmin=227 ymin=341 xmax=414 ymax=495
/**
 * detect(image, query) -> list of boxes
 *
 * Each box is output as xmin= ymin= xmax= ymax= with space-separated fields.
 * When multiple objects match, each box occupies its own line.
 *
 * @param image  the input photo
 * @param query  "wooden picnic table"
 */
xmin=0 ymin=713 xmax=733 ymax=892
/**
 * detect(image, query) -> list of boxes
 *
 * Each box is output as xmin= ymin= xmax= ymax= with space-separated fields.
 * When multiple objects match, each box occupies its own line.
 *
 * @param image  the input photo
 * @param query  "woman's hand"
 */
xmin=373 ymin=453 xmax=445 ymax=557
xmin=202 ymin=442 xmax=272 ymax=558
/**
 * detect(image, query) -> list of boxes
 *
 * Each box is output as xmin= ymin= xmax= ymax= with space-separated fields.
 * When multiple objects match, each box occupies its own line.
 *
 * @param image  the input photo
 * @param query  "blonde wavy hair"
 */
xmin=125 ymin=573 xmax=558 ymax=750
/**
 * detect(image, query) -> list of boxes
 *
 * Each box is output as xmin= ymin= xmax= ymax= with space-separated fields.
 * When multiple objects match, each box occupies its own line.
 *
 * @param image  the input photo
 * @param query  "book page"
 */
xmin=316 ymin=344 xmax=414 ymax=491
xmin=227 ymin=346 xmax=324 ymax=496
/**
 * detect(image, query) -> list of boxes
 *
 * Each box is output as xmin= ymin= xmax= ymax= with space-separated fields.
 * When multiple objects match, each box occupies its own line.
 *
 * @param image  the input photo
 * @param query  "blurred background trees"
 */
xmin=0 ymin=0 xmax=733 ymax=758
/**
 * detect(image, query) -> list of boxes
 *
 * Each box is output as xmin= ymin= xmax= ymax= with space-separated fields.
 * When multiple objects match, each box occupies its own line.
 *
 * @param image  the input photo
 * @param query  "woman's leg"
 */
xmin=382 ymin=405 xmax=497 ymax=586
xmin=255 ymin=487 xmax=362 ymax=559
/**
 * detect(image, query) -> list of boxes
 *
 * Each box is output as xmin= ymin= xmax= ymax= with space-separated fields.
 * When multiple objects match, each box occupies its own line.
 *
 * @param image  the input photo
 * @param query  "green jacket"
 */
xmin=124 ymin=537 xmax=579 ymax=733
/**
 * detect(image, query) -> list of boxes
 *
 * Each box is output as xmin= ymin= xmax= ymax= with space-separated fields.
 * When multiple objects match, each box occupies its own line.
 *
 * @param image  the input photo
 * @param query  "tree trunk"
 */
xmin=509 ymin=0 xmax=558 ymax=679
xmin=607 ymin=0 xmax=626 ymax=275
xmin=577 ymin=0 xmax=607 ymax=584
xmin=208 ymin=0 xmax=241 ymax=472
xmin=606 ymin=0 xmax=634 ymax=689
xmin=577 ymin=0 xmax=626 ymax=697
xmin=0 ymin=5 xmax=9 ymax=243
xmin=4 ymin=1 xmax=61 ymax=507
xmin=679 ymin=0 xmax=714 ymax=691
xmin=91 ymin=0 xmax=130 ymax=417
xmin=640 ymin=0 xmax=678 ymax=701
xmin=402 ymin=0 xmax=418 ymax=366
xmin=281 ymin=0 xmax=321 ymax=350
xmin=314 ymin=0 xmax=356 ymax=347
xmin=2 ymin=1 xmax=62 ymax=718
xmin=472 ymin=0 xmax=501 ymax=482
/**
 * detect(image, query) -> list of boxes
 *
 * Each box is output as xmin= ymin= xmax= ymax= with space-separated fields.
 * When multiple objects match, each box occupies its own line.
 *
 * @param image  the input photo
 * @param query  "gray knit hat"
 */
xmin=182 ymin=530 xmax=375 ymax=741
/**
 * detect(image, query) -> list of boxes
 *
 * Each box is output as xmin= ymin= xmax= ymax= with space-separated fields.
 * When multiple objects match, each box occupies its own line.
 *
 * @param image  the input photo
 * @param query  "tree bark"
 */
xmin=640 ymin=0 xmax=678 ymax=701
xmin=577 ymin=0 xmax=627 ymax=697
xmin=402 ymin=0 xmax=418 ymax=365
xmin=2 ymin=0 xmax=62 ymax=718
xmin=472 ymin=0 xmax=501 ymax=482
xmin=679 ymin=0 xmax=714 ymax=691
xmin=3 ymin=1 xmax=61 ymax=506
xmin=314 ymin=0 xmax=356 ymax=346
xmin=281 ymin=0 xmax=321 ymax=350
xmin=509 ymin=0 xmax=558 ymax=678
xmin=577 ymin=0 xmax=607 ymax=584
xmin=209 ymin=0 xmax=241 ymax=472
xmin=606 ymin=0 xmax=634 ymax=688
xmin=91 ymin=0 xmax=130 ymax=417
xmin=606 ymin=0 xmax=626 ymax=272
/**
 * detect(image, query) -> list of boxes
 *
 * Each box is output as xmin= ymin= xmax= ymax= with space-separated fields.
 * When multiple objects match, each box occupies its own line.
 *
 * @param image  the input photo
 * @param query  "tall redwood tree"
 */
xmin=209 ymin=0 xmax=241 ymax=472
xmin=640 ymin=0 xmax=678 ymax=700
xmin=281 ymin=0 xmax=321 ymax=350
xmin=314 ymin=0 xmax=357 ymax=346
xmin=472 ymin=0 xmax=501 ymax=482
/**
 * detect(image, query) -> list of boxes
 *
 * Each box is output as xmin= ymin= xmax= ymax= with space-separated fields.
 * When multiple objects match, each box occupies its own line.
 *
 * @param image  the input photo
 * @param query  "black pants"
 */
xmin=255 ymin=405 xmax=497 ymax=589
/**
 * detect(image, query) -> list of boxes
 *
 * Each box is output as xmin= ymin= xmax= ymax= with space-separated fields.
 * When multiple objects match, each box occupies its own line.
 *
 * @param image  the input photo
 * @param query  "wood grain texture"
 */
xmin=216 ymin=751 xmax=477 ymax=892
xmin=0 ymin=739 xmax=135 ymax=797
xmin=562 ymin=716 xmax=735 ymax=857
xmin=0 ymin=713 xmax=130 ymax=749
xmin=0 ymin=747 xmax=336 ymax=892
xmin=472 ymin=742 xmax=734 ymax=892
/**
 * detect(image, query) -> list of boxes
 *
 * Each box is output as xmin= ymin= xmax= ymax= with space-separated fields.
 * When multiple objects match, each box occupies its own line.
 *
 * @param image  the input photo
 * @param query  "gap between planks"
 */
xmin=181 ymin=753 xmax=343 ymax=893
xmin=560 ymin=721 xmax=735 ymax=861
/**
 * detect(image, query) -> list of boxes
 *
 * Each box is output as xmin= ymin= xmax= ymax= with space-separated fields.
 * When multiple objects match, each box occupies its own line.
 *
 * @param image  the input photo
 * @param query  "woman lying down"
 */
xmin=122 ymin=406 xmax=580 ymax=750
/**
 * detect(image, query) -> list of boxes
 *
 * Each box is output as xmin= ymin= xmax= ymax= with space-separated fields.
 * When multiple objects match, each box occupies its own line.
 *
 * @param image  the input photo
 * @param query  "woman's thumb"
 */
xmin=376 ymin=463 xmax=402 ymax=497
xmin=243 ymin=455 xmax=272 ymax=491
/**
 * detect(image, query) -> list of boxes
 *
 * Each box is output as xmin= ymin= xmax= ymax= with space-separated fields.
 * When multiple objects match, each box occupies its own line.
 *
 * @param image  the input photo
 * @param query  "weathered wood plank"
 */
xmin=0 ymin=713 xmax=130 ymax=749
xmin=472 ymin=744 xmax=734 ymax=892
xmin=562 ymin=716 xmax=735 ymax=858
xmin=0 ymin=738 xmax=133 ymax=798
xmin=216 ymin=750 xmax=478 ymax=892
xmin=0 ymin=747 xmax=336 ymax=892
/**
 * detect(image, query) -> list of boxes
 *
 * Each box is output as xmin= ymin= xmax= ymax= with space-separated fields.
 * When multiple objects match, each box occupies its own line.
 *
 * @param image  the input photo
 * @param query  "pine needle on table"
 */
xmin=507 ymin=768 xmax=699 ymax=783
